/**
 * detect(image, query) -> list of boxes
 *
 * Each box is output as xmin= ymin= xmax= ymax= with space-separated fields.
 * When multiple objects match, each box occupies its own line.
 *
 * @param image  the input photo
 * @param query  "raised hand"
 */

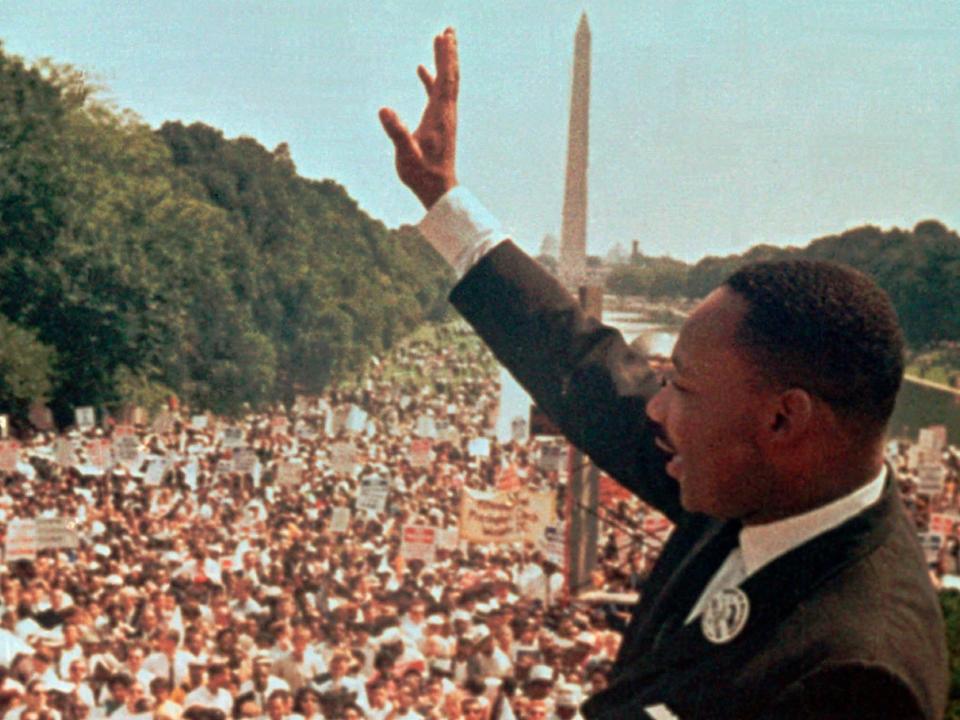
xmin=379 ymin=27 xmax=459 ymax=209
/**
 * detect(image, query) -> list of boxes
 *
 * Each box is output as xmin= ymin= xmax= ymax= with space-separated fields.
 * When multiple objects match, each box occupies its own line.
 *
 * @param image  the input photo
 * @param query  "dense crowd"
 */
xmin=0 ymin=322 xmax=954 ymax=720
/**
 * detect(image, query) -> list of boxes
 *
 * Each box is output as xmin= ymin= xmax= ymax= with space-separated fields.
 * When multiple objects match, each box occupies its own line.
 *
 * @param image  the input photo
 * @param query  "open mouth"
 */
xmin=654 ymin=436 xmax=676 ymax=456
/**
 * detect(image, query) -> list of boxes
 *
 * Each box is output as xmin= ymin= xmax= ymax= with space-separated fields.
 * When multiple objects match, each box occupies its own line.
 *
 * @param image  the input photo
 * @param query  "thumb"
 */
xmin=379 ymin=108 xmax=417 ymax=157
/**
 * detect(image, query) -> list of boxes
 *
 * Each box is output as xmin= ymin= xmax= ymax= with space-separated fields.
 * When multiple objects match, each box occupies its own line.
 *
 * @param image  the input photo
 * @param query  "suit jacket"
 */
xmin=449 ymin=240 xmax=948 ymax=719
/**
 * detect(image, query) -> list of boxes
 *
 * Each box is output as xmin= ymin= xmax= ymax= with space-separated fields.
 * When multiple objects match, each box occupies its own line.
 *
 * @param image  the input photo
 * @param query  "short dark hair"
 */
xmin=724 ymin=260 xmax=904 ymax=436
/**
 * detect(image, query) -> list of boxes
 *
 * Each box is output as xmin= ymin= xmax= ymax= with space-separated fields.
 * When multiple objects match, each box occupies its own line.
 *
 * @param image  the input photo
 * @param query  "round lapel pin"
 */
xmin=701 ymin=587 xmax=750 ymax=644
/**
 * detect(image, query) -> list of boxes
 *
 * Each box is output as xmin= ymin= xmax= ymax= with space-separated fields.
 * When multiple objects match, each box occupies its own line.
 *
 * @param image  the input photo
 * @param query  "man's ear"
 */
xmin=768 ymin=388 xmax=814 ymax=441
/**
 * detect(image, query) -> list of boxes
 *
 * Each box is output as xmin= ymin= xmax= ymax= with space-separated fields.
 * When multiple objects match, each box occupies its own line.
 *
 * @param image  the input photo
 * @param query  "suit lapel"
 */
xmin=644 ymin=476 xmax=900 ymax=672
xmin=615 ymin=517 xmax=740 ymax=669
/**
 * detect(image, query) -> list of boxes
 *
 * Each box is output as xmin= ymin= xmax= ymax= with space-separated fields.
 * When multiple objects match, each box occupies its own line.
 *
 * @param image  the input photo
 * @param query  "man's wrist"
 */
xmin=418 ymin=187 xmax=508 ymax=280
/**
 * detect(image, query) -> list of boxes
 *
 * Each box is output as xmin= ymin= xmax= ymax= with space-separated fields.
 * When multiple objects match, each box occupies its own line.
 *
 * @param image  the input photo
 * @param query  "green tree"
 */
xmin=0 ymin=314 xmax=55 ymax=417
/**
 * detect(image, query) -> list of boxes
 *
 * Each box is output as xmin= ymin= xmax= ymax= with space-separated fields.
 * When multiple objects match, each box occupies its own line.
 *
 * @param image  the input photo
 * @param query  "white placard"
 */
xmin=55 ymin=438 xmax=75 ymax=467
xmin=234 ymin=449 xmax=258 ymax=474
xmin=276 ymin=461 xmax=303 ymax=487
xmin=86 ymin=439 xmax=112 ymax=470
xmin=344 ymin=405 xmax=368 ymax=434
xmin=222 ymin=427 xmax=245 ymax=449
xmin=401 ymin=525 xmax=437 ymax=564
xmin=184 ymin=460 xmax=198 ymax=489
xmin=114 ymin=435 xmax=140 ymax=465
xmin=35 ymin=517 xmax=78 ymax=550
xmin=145 ymin=460 xmax=166 ymax=486
xmin=917 ymin=463 xmax=948 ymax=496
xmin=919 ymin=425 xmax=948 ymax=452
xmin=410 ymin=438 xmax=432 ymax=468
xmin=0 ymin=440 xmax=19 ymax=472
xmin=330 ymin=507 xmax=352 ymax=533
xmin=468 ymin=437 xmax=491 ymax=458
xmin=357 ymin=476 xmax=390 ymax=513
xmin=539 ymin=444 xmax=565 ymax=472
xmin=191 ymin=415 xmax=208 ymax=430
xmin=75 ymin=406 xmax=95 ymax=430
xmin=5 ymin=519 xmax=37 ymax=562
xmin=330 ymin=442 xmax=357 ymax=475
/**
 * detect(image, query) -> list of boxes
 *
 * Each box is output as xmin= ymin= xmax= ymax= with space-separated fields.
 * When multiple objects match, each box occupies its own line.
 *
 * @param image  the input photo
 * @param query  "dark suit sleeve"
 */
xmin=760 ymin=663 xmax=928 ymax=720
xmin=450 ymin=240 xmax=684 ymax=521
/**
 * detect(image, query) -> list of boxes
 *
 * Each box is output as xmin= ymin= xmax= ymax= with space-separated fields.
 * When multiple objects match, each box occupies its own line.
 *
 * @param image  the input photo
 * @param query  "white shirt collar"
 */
xmin=739 ymin=466 xmax=887 ymax=577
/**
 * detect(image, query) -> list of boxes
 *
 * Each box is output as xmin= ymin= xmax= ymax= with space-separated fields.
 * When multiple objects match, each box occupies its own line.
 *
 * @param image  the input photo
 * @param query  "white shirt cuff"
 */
xmin=417 ymin=187 xmax=509 ymax=280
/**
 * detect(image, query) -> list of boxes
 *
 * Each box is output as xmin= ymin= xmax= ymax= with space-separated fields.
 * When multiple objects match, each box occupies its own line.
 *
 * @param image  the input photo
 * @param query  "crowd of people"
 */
xmin=0 ymin=321 xmax=955 ymax=720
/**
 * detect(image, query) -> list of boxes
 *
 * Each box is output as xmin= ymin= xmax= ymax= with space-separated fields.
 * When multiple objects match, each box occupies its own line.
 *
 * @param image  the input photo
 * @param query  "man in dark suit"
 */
xmin=379 ymin=28 xmax=948 ymax=719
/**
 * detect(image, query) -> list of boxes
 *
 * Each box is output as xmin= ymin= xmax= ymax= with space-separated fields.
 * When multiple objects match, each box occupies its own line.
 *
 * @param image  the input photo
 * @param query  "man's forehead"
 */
xmin=674 ymin=288 xmax=748 ymax=371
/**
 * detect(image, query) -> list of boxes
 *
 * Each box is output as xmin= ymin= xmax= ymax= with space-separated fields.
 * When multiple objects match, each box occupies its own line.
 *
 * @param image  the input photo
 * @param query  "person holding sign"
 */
xmin=380 ymin=28 xmax=947 ymax=719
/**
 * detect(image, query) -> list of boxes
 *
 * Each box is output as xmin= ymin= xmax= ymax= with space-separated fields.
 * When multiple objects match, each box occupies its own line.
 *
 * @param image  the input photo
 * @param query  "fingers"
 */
xmin=417 ymin=65 xmax=435 ymax=95
xmin=433 ymin=27 xmax=459 ymax=101
xmin=378 ymin=108 xmax=417 ymax=157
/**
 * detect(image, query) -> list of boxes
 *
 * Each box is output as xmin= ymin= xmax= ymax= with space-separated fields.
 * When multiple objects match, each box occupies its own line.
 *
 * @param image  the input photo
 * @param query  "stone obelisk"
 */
xmin=559 ymin=12 xmax=591 ymax=288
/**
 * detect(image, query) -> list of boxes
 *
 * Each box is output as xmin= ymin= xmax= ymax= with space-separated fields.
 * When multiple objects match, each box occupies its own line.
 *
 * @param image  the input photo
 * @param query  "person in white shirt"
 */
xmin=182 ymin=660 xmax=231 ymax=716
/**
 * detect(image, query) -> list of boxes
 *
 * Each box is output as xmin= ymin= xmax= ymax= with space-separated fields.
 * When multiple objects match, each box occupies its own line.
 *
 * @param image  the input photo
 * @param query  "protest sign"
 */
xmin=918 ymin=463 xmax=948 ymax=496
xmin=357 ymin=475 xmax=390 ymax=513
xmin=330 ymin=442 xmax=356 ymax=475
xmin=86 ymin=439 xmax=112 ymax=470
xmin=330 ymin=507 xmax=352 ymax=533
xmin=918 ymin=532 xmax=943 ymax=564
xmin=4 ymin=519 xmax=36 ymax=562
xmin=0 ymin=441 xmax=19 ymax=473
xmin=75 ymin=406 xmax=95 ymax=430
xmin=114 ymin=433 xmax=140 ymax=465
xmin=401 ymin=525 xmax=437 ymax=564
xmin=222 ymin=427 xmax=245 ymax=449
xmin=184 ymin=460 xmax=198 ymax=489
xmin=191 ymin=415 xmax=209 ymax=430
xmin=467 ymin=437 xmax=490 ymax=458
xmin=460 ymin=488 xmax=555 ymax=544
xmin=55 ymin=438 xmax=75 ymax=467
xmin=919 ymin=425 xmax=948 ymax=452
xmin=276 ymin=461 xmax=303 ymax=487
xmin=539 ymin=524 xmax=566 ymax=565
xmin=344 ymin=405 xmax=368 ymax=434
xmin=234 ymin=449 xmax=258 ymax=475
xmin=410 ymin=438 xmax=432 ymax=468
xmin=540 ymin=444 xmax=566 ymax=473
xmin=930 ymin=513 xmax=960 ymax=537
xmin=145 ymin=459 xmax=166 ymax=486
xmin=35 ymin=518 xmax=78 ymax=550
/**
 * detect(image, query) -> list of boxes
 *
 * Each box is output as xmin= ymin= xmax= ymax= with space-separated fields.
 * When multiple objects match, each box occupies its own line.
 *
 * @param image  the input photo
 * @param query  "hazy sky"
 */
xmin=3 ymin=1 xmax=959 ymax=261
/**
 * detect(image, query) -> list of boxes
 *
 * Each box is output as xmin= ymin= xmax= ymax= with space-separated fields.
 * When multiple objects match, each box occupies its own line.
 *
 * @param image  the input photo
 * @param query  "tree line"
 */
xmin=608 ymin=221 xmax=960 ymax=348
xmin=0 ymin=46 xmax=451 ymax=425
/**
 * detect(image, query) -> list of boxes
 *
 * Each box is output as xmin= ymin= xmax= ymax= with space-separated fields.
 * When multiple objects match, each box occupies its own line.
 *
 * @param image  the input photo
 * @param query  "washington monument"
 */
xmin=559 ymin=12 xmax=591 ymax=288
